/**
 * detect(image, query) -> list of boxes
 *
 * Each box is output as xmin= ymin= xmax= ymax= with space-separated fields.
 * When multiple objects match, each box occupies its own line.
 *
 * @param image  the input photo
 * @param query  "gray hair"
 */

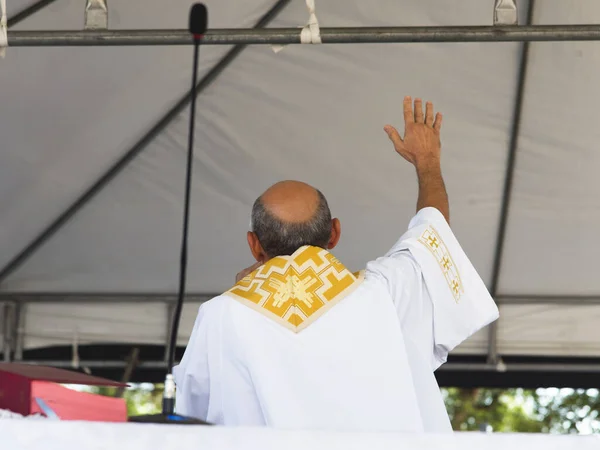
xmin=251 ymin=189 xmax=332 ymax=258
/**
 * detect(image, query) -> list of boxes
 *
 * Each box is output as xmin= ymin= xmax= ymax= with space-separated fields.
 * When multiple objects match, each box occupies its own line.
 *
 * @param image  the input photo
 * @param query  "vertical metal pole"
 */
xmin=1 ymin=303 xmax=6 ymax=362
xmin=487 ymin=0 xmax=535 ymax=365
xmin=163 ymin=302 xmax=175 ymax=362
xmin=117 ymin=347 xmax=139 ymax=397
xmin=2 ymin=303 xmax=14 ymax=362
xmin=13 ymin=302 xmax=25 ymax=361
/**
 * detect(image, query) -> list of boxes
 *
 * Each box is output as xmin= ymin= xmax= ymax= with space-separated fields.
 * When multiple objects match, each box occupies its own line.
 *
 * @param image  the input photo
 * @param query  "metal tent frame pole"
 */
xmin=12 ymin=359 xmax=600 ymax=374
xmin=3 ymin=293 xmax=600 ymax=305
xmin=6 ymin=25 xmax=600 ymax=46
xmin=486 ymin=0 xmax=536 ymax=366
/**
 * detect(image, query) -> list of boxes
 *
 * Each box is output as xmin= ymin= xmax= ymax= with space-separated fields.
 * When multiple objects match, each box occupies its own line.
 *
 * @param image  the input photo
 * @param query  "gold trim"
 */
xmin=224 ymin=247 xmax=364 ymax=332
xmin=418 ymin=226 xmax=463 ymax=302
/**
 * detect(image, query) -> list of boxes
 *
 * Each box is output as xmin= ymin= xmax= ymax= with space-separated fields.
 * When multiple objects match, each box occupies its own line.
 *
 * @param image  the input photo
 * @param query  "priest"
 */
xmin=173 ymin=97 xmax=499 ymax=432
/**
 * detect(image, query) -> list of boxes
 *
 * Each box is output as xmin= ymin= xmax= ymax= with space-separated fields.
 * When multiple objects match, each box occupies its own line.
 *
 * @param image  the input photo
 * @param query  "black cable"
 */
xmin=162 ymin=35 xmax=202 ymax=416
xmin=169 ymin=37 xmax=200 ymax=374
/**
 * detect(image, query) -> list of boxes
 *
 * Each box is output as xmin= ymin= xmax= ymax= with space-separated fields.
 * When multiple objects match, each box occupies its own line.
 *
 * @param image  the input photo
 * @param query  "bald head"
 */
xmin=261 ymin=181 xmax=320 ymax=224
xmin=250 ymin=181 xmax=338 ymax=259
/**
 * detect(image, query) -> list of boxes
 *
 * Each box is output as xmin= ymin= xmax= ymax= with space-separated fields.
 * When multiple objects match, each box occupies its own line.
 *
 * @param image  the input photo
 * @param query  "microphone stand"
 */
xmin=129 ymin=4 xmax=208 ymax=425
xmin=162 ymin=26 xmax=202 ymax=418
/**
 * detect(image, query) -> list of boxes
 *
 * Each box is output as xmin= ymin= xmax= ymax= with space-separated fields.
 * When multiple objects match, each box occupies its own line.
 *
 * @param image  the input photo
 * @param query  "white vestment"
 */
xmin=173 ymin=207 xmax=499 ymax=432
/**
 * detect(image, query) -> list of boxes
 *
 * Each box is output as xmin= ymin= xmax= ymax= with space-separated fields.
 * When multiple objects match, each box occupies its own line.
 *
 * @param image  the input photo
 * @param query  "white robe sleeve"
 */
xmin=172 ymin=304 xmax=221 ymax=421
xmin=367 ymin=207 xmax=499 ymax=370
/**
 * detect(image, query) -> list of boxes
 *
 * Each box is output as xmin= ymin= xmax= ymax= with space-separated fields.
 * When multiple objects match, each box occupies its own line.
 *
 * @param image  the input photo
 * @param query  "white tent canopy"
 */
xmin=1 ymin=0 xmax=599 ymax=380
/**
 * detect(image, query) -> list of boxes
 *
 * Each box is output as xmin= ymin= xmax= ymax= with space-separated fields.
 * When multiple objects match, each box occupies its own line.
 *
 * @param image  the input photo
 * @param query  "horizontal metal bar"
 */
xmin=496 ymin=295 xmax=600 ymax=305
xmin=3 ymin=293 xmax=600 ymax=305
xmin=0 ymin=294 xmax=213 ymax=304
xmin=15 ymin=360 xmax=170 ymax=369
xmin=442 ymin=362 xmax=600 ymax=373
xmin=7 ymin=25 xmax=600 ymax=46
xmin=14 ymin=360 xmax=600 ymax=373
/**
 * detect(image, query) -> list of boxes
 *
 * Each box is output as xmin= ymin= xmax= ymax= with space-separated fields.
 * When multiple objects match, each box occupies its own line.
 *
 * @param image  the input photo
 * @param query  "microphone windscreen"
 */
xmin=189 ymin=3 xmax=208 ymax=35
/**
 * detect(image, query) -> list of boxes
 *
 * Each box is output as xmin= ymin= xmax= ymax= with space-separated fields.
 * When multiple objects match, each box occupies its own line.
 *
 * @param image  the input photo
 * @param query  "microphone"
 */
xmin=129 ymin=3 xmax=209 ymax=425
xmin=189 ymin=3 xmax=208 ymax=37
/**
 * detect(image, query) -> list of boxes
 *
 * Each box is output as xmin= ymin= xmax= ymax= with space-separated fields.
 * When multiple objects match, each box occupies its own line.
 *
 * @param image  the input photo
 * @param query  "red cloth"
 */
xmin=0 ymin=363 xmax=127 ymax=421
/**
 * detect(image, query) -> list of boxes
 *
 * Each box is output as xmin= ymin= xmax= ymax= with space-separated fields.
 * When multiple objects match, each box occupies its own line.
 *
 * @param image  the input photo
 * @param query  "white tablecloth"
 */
xmin=1 ymin=420 xmax=598 ymax=450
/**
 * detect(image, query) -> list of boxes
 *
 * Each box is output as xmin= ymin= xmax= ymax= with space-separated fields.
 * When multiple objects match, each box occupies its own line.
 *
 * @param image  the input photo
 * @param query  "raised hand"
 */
xmin=384 ymin=97 xmax=442 ymax=170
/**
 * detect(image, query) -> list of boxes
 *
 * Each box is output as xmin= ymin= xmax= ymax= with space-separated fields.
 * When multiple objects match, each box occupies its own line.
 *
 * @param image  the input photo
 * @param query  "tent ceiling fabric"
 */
xmin=1 ymin=0 xmax=600 ymax=361
xmin=3 ymin=0 xmax=520 ymax=293
xmin=499 ymin=0 xmax=600 ymax=296
xmin=0 ymin=0 xmax=273 ymax=281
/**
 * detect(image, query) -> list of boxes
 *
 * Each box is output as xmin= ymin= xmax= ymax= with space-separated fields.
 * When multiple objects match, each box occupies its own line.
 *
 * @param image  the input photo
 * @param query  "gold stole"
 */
xmin=224 ymin=246 xmax=364 ymax=333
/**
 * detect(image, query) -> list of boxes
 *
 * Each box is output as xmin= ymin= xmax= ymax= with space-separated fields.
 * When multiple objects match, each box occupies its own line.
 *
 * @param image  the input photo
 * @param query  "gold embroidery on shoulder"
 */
xmin=225 ymin=246 xmax=363 ymax=332
xmin=418 ymin=226 xmax=463 ymax=302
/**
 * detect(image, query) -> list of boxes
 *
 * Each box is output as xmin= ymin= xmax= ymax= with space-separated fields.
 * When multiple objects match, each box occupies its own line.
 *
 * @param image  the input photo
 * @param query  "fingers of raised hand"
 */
xmin=414 ymin=99 xmax=424 ymax=123
xmin=425 ymin=102 xmax=435 ymax=127
xmin=384 ymin=125 xmax=404 ymax=151
xmin=403 ymin=96 xmax=414 ymax=124
xmin=433 ymin=112 xmax=443 ymax=132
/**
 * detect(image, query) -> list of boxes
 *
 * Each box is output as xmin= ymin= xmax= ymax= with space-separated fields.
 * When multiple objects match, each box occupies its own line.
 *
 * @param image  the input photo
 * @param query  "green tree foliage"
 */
xmin=442 ymin=388 xmax=600 ymax=433
xmin=533 ymin=388 xmax=600 ymax=434
xmin=88 ymin=384 xmax=163 ymax=416
xmin=442 ymin=388 xmax=543 ymax=432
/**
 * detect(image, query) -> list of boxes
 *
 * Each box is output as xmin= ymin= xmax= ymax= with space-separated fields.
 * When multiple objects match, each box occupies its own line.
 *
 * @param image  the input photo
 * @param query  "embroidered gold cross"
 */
xmin=270 ymin=275 xmax=317 ymax=308
xmin=427 ymin=236 xmax=439 ymax=249
xmin=442 ymin=256 xmax=451 ymax=271
xmin=451 ymin=280 xmax=460 ymax=294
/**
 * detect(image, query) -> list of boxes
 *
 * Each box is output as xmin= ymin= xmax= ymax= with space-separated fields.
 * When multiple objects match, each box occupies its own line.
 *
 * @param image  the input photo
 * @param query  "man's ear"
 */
xmin=327 ymin=218 xmax=341 ymax=250
xmin=247 ymin=231 xmax=268 ymax=263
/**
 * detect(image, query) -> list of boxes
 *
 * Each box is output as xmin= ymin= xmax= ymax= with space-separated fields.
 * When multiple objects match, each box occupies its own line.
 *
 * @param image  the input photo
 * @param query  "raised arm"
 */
xmin=384 ymin=97 xmax=449 ymax=224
